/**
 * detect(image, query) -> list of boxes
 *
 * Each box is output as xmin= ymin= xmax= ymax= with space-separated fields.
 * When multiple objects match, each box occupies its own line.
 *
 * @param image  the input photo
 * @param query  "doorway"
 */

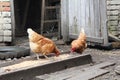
xmin=13 ymin=0 xmax=61 ymax=38
xmin=14 ymin=0 xmax=42 ymax=37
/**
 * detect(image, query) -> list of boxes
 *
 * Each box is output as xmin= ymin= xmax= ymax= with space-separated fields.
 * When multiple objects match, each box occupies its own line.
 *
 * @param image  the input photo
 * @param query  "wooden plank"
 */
xmin=109 ymin=33 xmax=120 ymax=41
xmin=41 ymin=0 xmax=45 ymax=34
xmin=36 ymin=67 xmax=92 ymax=80
xmin=10 ymin=0 xmax=15 ymax=43
xmin=85 ymin=0 xmax=90 ymax=36
xmin=100 ymin=0 xmax=109 ymax=45
xmin=83 ymin=61 xmax=115 ymax=70
xmin=61 ymin=0 xmax=69 ymax=41
xmin=68 ymin=0 xmax=79 ymax=34
xmin=94 ymin=0 xmax=101 ymax=37
xmin=89 ymin=0 xmax=95 ymax=37
xmin=68 ymin=69 xmax=108 ymax=80
xmin=80 ymin=0 xmax=86 ymax=32
xmin=69 ymin=34 xmax=104 ymax=43
xmin=36 ymin=62 xmax=115 ymax=80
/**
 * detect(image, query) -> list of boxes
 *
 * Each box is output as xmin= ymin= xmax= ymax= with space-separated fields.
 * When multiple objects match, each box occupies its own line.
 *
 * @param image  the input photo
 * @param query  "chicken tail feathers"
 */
xmin=78 ymin=27 xmax=85 ymax=39
xmin=81 ymin=27 xmax=85 ymax=34
xmin=27 ymin=28 xmax=33 ymax=34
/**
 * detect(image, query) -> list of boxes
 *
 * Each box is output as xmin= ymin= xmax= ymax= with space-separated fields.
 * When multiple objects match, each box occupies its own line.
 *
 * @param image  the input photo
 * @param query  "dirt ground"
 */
xmin=38 ymin=44 xmax=120 ymax=80
xmin=85 ymin=48 xmax=120 ymax=80
xmin=17 ymin=37 xmax=120 ymax=80
xmin=46 ymin=46 xmax=120 ymax=80
xmin=1 ymin=37 xmax=120 ymax=80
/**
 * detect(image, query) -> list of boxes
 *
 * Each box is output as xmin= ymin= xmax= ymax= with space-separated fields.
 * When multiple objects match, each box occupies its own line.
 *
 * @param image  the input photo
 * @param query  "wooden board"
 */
xmin=36 ymin=61 xmax=115 ymax=80
xmin=68 ymin=69 xmax=108 ymax=80
xmin=61 ymin=0 xmax=108 ymax=45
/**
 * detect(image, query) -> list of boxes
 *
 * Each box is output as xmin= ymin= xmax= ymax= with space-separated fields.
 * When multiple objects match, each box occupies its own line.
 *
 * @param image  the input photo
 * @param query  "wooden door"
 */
xmin=61 ymin=0 xmax=108 ymax=46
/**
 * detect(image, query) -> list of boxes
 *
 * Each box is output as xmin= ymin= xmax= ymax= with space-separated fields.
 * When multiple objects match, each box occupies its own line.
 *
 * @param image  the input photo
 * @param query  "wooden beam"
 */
xmin=36 ymin=61 xmax=115 ymax=80
xmin=41 ymin=0 xmax=45 ymax=34
xmin=69 ymin=34 xmax=104 ymax=43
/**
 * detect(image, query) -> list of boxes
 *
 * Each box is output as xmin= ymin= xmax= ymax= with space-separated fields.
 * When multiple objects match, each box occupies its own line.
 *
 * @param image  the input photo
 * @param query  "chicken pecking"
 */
xmin=71 ymin=28 xmax=87 ymax=54
xmin=27 ymin=28 xmax=60 ymax=59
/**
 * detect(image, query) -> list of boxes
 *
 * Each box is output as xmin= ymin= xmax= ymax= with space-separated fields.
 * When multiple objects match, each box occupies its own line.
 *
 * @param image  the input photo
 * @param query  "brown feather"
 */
xmin=71 ymin=28 xmax=87 ymax=53
xmin=27 ymin=28 xmax=60 ymax=58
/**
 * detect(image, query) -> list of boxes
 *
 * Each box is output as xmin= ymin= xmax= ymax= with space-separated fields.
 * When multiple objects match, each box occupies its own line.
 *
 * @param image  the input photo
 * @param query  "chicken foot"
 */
xmin=35 ymin=53 xmax=49 ymax=60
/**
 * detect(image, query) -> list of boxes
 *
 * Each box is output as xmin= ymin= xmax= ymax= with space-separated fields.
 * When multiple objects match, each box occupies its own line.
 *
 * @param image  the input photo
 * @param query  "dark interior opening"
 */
xmin=14 ymin=0 xmax=42 ymax=37
xmin=13 ymin=0 xmax=60 ymax=40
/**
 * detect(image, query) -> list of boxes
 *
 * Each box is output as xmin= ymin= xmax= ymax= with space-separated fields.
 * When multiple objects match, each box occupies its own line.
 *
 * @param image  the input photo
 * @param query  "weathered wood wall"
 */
xmin=107 ymin=0 xmax=120 ymax=37
xmin=61 ymin=0 xmax=108 ymax=45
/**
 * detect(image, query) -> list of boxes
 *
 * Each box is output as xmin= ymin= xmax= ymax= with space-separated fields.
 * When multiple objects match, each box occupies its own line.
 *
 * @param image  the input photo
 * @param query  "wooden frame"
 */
xmin=10 ymin=0 xmax=15 ymax=44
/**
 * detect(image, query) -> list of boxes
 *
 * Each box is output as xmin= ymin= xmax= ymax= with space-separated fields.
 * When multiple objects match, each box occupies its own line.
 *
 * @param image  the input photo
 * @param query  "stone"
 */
xmin=4 ymin=30 xmax=12 ymax=36
xmin=3 ymin=36 xmax=12 ymax=42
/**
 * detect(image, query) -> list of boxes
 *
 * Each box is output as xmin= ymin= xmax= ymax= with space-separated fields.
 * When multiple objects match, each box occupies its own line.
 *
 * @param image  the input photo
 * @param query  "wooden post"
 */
xmin=10 ymin=0 xmax=15 ymax=44
xmin=41 ymin=0 xmax=45 ymax=34
xmin=100 ymin=0 xmax=108 ymax=46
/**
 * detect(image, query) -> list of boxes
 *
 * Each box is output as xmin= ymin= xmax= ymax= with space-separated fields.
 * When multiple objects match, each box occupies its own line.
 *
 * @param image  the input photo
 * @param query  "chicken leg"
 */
xmin=43 ymin=53 xmax=49 ymax=59
xmin=36 ymin=54 xmax=40 ymax=60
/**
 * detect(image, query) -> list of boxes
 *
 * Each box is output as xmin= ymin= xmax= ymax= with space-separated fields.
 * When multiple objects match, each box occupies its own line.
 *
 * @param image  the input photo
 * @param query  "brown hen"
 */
xmin=71 ymin=28 xmax=87 ymax=53
xmin=27 ymin=28 xmax=60 ymax=59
